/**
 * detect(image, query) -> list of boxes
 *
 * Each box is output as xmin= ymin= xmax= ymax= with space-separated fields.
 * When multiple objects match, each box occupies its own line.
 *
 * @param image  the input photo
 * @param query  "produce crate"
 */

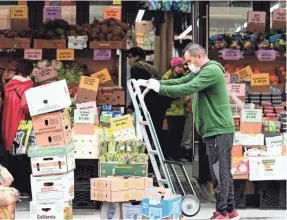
xmin=99 ymin=162 xmax=148 ymax=177
xmin=34 ymin=39 xmax=66 ymax=49
xmin=89 ymin=33 xmax=128 ymax=49
xmin=234 ymin=180 xmax=247 ymax=209
xmin=260 ymin=181 xmax=286 ymax=210
xmin=73 ymin=183 xmax=101 ymax=209
xmin=96 ymin=87 xmax=125 ymax=105
xmin=0 ymin=38 xmax=30 ymax=48
xmin=74 ymin=159 xmax=98 ymax=184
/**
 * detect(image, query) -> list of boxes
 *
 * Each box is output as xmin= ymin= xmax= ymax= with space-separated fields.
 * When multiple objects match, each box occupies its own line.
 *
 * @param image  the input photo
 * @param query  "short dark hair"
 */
xmin=16 ymin=59 xmax=33 ymax=77
xmin=127 ymin=47 xmax=146 ymax=60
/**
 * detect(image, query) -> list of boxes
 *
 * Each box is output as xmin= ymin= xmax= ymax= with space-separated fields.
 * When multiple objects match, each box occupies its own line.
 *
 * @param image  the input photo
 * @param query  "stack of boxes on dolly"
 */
xmin=25 ymin=80 xmax=74 ymax=219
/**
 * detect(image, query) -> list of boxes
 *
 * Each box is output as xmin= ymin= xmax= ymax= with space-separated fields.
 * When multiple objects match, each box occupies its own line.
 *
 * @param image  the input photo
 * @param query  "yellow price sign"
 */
xmin=110 ymin=115 xmax=133 ymax=132
xmin=79 ymin=76 xmax=99 ymax=91
xmin=251 ymin=73 xmax=270 ymax=86
xmin=91 ymin=68 xmax=112 ymax=84
xmin=113 ymin=0 xmax=121 ymax=5
xmin=10 ymin=7 xmax=28 ymax=19
xmin=56 ymin=49 xmax=75 ymax=61
xmin=236 ymin=65 xmax=253 ymax=82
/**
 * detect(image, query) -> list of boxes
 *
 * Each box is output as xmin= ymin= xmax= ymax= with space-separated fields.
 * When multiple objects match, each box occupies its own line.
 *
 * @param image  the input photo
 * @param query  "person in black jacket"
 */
xmin=127 ymin=47 xmax=173 ymax=151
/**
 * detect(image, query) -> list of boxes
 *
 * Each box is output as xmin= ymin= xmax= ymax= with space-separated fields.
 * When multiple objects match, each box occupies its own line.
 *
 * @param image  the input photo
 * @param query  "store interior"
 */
xmin=0 ymin=0 xmax=286 ymax=219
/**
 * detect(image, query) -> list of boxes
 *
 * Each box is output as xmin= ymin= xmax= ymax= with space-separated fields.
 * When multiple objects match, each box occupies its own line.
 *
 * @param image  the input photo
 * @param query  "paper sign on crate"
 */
xmin=56 ymin=49 xmax=74 ymax=60
xmin=91 ymin=68 xmax=112 ymax=84
xmin=10 ymin=7 xmax=28 ymax=19
xmin=233 ymin=132 xmax=242 ymax=146
xmin=236 ymin=66 xmax=253 ymax=81
xmin=222 ymin=49 xmax=240 ymax=60
xmin=257 ymin=50 xmax=276 ymax=61
xmin=79 ymin=76 xmax=99 ymax=91
xmin=104 ymin=7 xmax=121 ymax=20
xmin=110 ymin=115 xmax=133 ymax=132
xmin=44 ymin=7 xmax=62 ymax=19
xmin=265 ymin=135 xmax=283 ymax=155
xmin=74 ymin=110 xmax=95 ymax=124
xmin=251 ymin=73 xmax=270 ymax=86
xmin=227 ymin=84 xmax=245 ymax=96
xmin=272 ymin=9 xmax=286 ymax=30
xmin=24 ymin=49 xmax=42 ymax=60
xmin=241 ymin=109 xmax=262 ymax=123
xmin=94 ymin=49 xmax=112 ymax=60
xmin=33 ymin=66 xmax=57 ymax=82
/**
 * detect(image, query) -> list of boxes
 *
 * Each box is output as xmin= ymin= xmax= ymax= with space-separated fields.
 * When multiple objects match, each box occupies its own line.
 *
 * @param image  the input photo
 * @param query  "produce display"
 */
xmin=89 ymin=18 xmax=129 ymax=42
xmin=0 ymin=29 xmax=32 ymax=38
xmin=34 ymin=19 xmax=69 ymax=40
xmin=209 ymin=29 xmax=286 ymax=51
xmin=68 ymin=23 xmax=91 ymax=37
xmin=99 ymin=139 xmax=149 ymax=164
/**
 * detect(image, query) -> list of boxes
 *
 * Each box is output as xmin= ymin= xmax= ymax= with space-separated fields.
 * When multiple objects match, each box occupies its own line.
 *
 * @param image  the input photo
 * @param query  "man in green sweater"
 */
xmin=138 ymin=43 xmax=239 ymax=220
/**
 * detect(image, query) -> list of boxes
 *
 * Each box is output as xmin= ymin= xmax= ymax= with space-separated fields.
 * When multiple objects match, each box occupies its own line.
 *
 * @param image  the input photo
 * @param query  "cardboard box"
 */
xmin=99 ymin=163 xmax=148 ymax=177
xmin=91 ymin=189 xmax=144 ymax=202
xmin=0 ymin=38 xmax=30 ymax=49
xmin=97 ymin=87 xmax=125 ymax=105
xmin=249 ymin=156 xmax=287 ymax=181
xmin=100 ymin=202 xmax=142 ymax=220
xmin=30 ymin=146 xmax=75 ymax=176
xmin=34 ymin=39 xmax=66 ymax=49
xmin=30 ymin=201 xmax=73 ymax=220
xmin=90 ymin=177 xmax=153 ymax=191
xmin=76 ymin=88 xmax=97 ymax=103
xmin=32 ymin=109 xmax=70 ymax=133
xmin=35 ymin=126 xmax=72 ymax=147
xmin=25 ymin=80 xmax=71 ymax=116
xmin=73 ymin=123 xmax=95 ymax=135
xmin=73 ymin=134 xmax=99 ymax=159
xmin=231 ymin=157 xmax=249 ymax=179
xmin=141 ymin=187 xmax=182 ymax=219
xmin=240 ymin=109 xmax=263 ymax=134
xmin=241 ymin=133 xmax=264 ymax=146
xmin=28 ymin=141 xmax=75 ymax=157
xmin=0 ymin=204 xmax=16 ymax=220
xmin=247 ymin=11 xmax=266 ymax=33
xmin=31 ymin=171 xmax=74 ymax=203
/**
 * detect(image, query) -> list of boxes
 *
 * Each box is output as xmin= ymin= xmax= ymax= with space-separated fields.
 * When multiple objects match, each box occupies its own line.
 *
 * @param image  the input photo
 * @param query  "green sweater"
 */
xmin=159 ymin=61 xmax=234 ymax=138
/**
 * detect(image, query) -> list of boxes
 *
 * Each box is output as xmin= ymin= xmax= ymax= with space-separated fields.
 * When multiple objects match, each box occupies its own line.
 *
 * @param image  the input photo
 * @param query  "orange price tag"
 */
xmin=10 ymin=7 xmax=28 ymax=19
xmin=79 ymin=76 xmax=99 ymax=91
xmin=104 ymin=7 xmax=121 ymax=21
xmin=56 ymin=49 xmax=74 ymax=60
xmin=236 ymin=66 xmax=253 ymax=82
xmin=91 ymin=68 xmax=112 ymax=84
xmin=251 ymin=73 xmax=270 ymax=86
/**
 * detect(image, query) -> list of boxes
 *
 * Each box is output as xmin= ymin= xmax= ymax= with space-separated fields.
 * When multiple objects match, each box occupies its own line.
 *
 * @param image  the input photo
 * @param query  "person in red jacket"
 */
xmin=2 ymin=59 xmax=33 ymax=198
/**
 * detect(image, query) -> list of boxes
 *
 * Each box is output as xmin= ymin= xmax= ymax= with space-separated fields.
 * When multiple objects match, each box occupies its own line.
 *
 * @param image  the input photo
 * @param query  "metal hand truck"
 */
xmin=127 ymin=79 xmax=200 ymax=217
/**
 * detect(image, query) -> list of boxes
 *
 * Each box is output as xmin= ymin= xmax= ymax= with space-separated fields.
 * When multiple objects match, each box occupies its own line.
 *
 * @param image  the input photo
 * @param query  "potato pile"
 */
xmin=0 ymin=29 xmax=32 ymax=38
xmin=90 ymin=18 xmax=129 ymax=41
xmin=68 ymin=23 xmax=91 ymax=36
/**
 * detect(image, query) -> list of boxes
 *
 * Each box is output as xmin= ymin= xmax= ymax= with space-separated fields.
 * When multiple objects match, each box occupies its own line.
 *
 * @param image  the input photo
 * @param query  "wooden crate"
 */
xmin=0 ymin=38 xmax=30 ymax=49
xmin=33 ymin=39 xmax=66 ymax=49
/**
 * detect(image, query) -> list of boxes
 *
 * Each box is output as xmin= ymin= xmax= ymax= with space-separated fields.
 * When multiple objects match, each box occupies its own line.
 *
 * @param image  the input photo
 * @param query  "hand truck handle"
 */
xmin=129 ymin=79 xmax=150 ymax=99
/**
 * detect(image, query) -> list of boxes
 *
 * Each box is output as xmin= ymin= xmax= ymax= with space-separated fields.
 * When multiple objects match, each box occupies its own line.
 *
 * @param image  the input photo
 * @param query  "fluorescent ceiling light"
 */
xmin=135 ymin=10 xmax=145 ymax=22
xmin=178 ymin=25 xmax=192 ymax=40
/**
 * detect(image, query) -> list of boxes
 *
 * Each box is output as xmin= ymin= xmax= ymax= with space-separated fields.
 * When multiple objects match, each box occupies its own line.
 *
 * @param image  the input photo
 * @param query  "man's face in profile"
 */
xmin=128 ymin=53 xmax=137 ymax=67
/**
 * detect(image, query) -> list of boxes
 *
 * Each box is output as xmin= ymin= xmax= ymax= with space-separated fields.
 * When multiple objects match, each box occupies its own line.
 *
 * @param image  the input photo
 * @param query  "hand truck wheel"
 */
xmin=181 ymin=194 xmax=201 ymax=217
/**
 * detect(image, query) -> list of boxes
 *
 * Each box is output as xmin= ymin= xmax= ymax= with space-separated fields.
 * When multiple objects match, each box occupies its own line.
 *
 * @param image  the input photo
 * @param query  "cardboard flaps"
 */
xmin=28 ymin=141 xmax=75 ymax=157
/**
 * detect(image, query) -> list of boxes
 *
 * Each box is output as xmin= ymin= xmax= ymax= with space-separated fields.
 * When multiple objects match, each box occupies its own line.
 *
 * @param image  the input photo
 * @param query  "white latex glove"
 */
xmin=137 ymin=79 xmax=149 ymax=87
xmin=147 ymin=78 xmax=160 ymax=93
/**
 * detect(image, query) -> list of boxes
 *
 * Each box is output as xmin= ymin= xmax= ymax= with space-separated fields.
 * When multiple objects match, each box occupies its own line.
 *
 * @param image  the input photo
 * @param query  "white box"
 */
xmin=30 ymin=201 xmax=73 ymax=220
xmin=25 ymin=80 xmax=71 ymax=116
xmin=249 ymin=156 xmax=287 ymax=181
xmin=241 ymin=133 xmax=264 ymax=146
xmin=31 ymin=171 xmax=74 ymax=203
xmin=30 ymin=151 xmax=75 ymax=176
xmin=73 ymin=134 xmax=99 ymax=159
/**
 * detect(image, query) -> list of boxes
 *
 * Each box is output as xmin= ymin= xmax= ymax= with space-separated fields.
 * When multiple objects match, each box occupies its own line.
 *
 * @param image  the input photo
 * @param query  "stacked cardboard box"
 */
xmin=25 ymin=80 xmax=74 ymax=219
xmin=91 ymin=176 xmax=153 ymax=220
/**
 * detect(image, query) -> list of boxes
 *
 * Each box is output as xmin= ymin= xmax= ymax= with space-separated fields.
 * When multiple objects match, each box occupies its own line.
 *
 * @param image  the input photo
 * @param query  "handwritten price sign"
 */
xmin=257 ymin=50 xmax=276 ymax=61
xmin=34 ymin=66 xmax=57 ymax=82
xmin=79 ymin=76 xmax=99 ymax=91
xmin=24 ymin=49 xmax=42 ymax=60
xmin=10 ymin=7 xmax=28 ymax=19
xmin=91 ymin=68 xmax=112 ymax=84
xmin=94 ymin=49 xmax=112 ymax=60
xmin=74 ymin=110 xmax=95 ymax=124
xmin=110 ymin=115 xmax=133 ymax=132
xmin=222 ymin=49 xmax=240 ymax=60
xmin=57 ymin=49 xmax=74 ymax=60
xmin=227 ymin=84 xmax=245 ymax=96
xmin=242 ymin=109 xmax=262 ymax=123
xmin=251 ymin=73 xmax=270 ymax=86
xmin=44 ymin=7 xmax=62 ymax=19
xmin=237 ymin=66 xmax=253 ymax=81
xmin=272 ymin=9 xmax=286 ymax=30
xmin=104 ymin=7 xmax=121 ymax=20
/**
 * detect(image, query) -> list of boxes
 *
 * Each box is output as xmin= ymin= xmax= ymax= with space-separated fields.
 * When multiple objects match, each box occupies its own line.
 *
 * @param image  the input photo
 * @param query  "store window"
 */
xmin=209 ymin=1 xmax=253 ymax=36
xmin=0 ymin=2 xmax=19 ymax=30
xmin=89 ymin=1 xmax=115 ymax=23
xmin=44 ymin=1 xmax=76 ymax=24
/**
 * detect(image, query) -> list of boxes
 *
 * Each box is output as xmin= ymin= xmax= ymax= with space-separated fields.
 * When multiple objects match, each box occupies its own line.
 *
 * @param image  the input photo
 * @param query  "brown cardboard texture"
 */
xmin=247 ymin=11 xmax=266 ymax=33
xmin=76 ymin=88 xmax=98 ymax=103
xmin=32 ymin=109 xmax=70 ymax=133
xmin=34 ymin=39 xmax=66 ymax=49
xmin=73 ymin=123 xmax=95 ymax=135
xmin=97 ymin=87 xmax=125 ymax=105
xmin=90 ymin=189 xmax=144 ymax=202
xmin=35 ymin=126 xmax=72 ymax=147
